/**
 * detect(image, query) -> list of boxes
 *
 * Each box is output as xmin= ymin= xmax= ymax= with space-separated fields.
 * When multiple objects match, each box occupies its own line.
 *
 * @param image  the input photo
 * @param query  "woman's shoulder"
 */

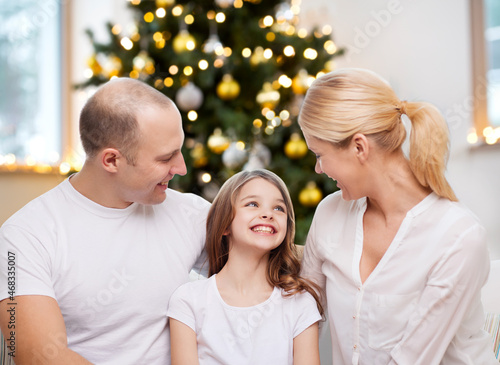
xmin=427 ymin=194 xmax=484 ymax=230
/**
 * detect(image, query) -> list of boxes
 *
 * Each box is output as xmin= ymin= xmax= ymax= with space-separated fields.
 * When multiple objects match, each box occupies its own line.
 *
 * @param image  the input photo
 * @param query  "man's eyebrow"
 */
xmin=156 ymin=149 xmax=181 ymax=160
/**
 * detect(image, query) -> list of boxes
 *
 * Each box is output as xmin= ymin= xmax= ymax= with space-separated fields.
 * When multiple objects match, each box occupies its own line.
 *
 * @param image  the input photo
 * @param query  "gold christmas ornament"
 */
xmin=190 ymin=143 xmax=208 ymax=168
xmin=216 ymin=74 xmax=240 ymax=100
xmin=256 ymin=82 xmax=280 ymax=109
xmin=299 ymin=182 xmax=323 ymax=207
xmin=156 ymin=0 xmax=175 ymax=7
xmin=207 ymin=128 xmax=230 ymax=154
xmin=284 ymin=133 xmax=308 ymax=159
xmin=87 ymin=54 xmax=102 ymax=75
xmin=250 ymin=46 xmax=265 ymax=66
xmin=173 ymin=30 xmax=196 ymax=53
xmin=133 ymin=51 xmax=155 ymax=75
xmin=291 ymin=69 xmax=309 ymax=95
xmin=103 ymin=55 xmax=123 ymax=78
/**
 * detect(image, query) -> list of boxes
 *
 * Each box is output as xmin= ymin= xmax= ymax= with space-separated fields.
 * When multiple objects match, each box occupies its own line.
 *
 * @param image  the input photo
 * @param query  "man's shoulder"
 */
xmin=161 ymin=189 xmax=211 ymax=214
xmin=2 ymin=180 xmax=68 ymax=228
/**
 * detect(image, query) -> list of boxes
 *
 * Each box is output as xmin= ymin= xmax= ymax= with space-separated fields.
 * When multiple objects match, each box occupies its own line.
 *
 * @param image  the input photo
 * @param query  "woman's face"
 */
xmin=303 ymin=133 xmax=364 ymax=201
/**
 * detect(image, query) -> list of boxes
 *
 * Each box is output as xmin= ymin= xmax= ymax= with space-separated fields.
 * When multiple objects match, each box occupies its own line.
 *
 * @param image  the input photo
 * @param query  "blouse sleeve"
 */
xmin=390 ymin=223 xmax=492 ymax=365
xmin=300 ymin=209 xmax=327 ymax=310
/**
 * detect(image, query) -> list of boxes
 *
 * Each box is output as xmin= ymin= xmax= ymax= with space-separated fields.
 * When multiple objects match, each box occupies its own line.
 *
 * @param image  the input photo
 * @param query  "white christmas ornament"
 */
xmin=222 ymin=142 xmax=247 ymax=169
xmin=243 ymin=154 xmax=265 ymax=171
xmin=175 ymin=82 xmax=204 ymax=111
xmin=215 ymin=0 xmax=234 ymax=8
xmin=203 ymin=34 xmax=223 ymax=54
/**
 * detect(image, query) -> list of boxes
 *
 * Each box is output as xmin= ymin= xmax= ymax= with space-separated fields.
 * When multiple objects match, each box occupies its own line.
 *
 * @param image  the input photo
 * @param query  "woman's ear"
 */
xmin=100 ymin=148 xmax=123 ymax=173
xmin=351 ymin=133 xmax=369 ymax=164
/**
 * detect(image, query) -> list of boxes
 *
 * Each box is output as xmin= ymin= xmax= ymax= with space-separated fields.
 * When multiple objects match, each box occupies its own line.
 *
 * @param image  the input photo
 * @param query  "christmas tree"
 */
xmin=79 ymin=0 xmax=343 ymax=244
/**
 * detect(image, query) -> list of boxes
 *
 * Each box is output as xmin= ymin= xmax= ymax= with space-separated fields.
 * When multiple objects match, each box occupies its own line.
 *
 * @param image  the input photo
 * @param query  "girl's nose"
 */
xmin=260 ymin=212 xmax=273 ymax=220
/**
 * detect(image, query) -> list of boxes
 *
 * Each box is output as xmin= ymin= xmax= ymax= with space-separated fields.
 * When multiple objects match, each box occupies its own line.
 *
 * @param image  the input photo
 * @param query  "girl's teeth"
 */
xmin=252 ymin=226 xmax=274 ymax=233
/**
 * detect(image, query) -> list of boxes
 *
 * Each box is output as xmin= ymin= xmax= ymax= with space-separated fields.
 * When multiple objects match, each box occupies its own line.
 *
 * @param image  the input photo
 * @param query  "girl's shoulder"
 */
xmin=171 ymin=276 xmax=213 ymax=300
xmin=279 ymin=288 xmax=319 ymax=308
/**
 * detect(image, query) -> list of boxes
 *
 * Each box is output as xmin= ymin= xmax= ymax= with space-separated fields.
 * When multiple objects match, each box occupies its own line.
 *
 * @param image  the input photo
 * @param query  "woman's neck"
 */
xmin=366 ymin=151 xmax=431 ymax=220
xmin=215 ymin=248 xmax=274 ymax=307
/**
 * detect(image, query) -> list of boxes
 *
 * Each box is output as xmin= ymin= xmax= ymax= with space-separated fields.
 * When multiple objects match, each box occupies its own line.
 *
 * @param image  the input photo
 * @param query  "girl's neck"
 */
xmin=215 ymin=248 xmax=274 ymax=307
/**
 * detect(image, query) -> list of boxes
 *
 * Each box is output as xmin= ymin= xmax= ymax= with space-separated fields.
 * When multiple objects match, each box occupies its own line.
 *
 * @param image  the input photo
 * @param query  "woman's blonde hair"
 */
xmin=298 ymin=68 xmax=457 ymax=201
xmin=206 ymin=169 xmax=324 ymax=315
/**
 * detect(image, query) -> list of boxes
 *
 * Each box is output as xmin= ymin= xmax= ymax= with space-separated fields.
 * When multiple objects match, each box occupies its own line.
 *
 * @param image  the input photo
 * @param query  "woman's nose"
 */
xmin=315 ymin=160 xmax=323 ymax=174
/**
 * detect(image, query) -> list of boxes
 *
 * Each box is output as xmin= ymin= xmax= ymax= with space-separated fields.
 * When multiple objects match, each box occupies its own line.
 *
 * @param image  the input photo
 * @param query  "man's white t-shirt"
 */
xmin=0 ymin=178 xmax=210 ymax=364
xmin=167 ymin=275 xmax=322 ymax=365
xmin=301 ymin=191 xmax=497 ymax=365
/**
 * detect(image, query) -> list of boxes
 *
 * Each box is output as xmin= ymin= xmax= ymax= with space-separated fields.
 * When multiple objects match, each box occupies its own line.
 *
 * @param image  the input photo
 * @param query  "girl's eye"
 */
xmin=315 ymin=154 xmax=320 ymax=160
xmin=274 ymin=205 xmax=285 ymax=212
xmin=246 ymin=202 xmax=258 ymax=207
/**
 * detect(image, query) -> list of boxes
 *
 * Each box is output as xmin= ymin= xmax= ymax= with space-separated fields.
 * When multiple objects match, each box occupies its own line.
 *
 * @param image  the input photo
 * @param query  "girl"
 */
xmin=168 ymin=169 xmax=323 ymax=365
xmin=299 ymin=68 xmax=497 ymax=364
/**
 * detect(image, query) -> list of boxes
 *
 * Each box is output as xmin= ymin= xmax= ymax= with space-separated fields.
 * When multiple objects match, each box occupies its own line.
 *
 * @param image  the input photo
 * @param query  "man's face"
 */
xmin=116 ymin=105 xmax=187 ymax=206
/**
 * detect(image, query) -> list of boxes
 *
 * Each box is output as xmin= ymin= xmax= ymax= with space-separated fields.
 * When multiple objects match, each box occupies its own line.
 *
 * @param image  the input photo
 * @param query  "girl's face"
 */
xmin=303 ymin=133 xmax=363 ymax=201
xmin=226 ymin=178 xmax=288 ymax=254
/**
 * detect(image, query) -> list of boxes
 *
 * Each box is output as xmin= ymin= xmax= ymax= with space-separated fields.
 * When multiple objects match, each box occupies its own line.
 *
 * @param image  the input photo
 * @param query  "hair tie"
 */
xmin=397 ymin=100 xmax=408 ymax=115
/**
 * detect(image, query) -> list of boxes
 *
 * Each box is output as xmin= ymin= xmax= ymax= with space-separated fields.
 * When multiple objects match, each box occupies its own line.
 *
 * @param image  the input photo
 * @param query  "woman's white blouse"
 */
xmin=301 ymin=191 xmax=497 ymax=365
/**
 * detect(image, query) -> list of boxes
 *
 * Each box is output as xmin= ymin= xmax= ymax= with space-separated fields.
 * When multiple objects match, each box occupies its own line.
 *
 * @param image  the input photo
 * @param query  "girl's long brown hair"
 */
xmin=206 ymin=169 xmax=324 ymax=315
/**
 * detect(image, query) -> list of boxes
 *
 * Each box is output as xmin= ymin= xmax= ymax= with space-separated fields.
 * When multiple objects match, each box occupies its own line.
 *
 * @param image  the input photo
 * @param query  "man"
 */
xmin=0 ymin=78 xmax=210 ymax=364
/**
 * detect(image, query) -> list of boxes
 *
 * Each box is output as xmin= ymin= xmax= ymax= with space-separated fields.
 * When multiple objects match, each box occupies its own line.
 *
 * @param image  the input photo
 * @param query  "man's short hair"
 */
xmin=79 ymin=78 xmax=174 ymax=164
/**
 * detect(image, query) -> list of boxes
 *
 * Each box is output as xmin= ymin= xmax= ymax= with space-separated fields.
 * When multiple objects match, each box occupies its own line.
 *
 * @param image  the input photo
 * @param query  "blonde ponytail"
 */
xmin=404 ymin=102 xmax=458 ymax=201
xmin=299 ymin=68 xmax=458 ymax=202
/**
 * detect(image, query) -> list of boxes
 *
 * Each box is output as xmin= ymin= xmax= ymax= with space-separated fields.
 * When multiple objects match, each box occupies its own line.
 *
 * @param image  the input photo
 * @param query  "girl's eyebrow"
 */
xmin=241 ymin=194 xmax=285 ymax=204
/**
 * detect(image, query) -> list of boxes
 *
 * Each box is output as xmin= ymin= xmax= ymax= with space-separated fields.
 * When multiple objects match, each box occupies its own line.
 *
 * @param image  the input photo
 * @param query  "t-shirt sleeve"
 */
xmin=167 ymin=283 xmax=197 ymax=332
xmin=0 ymin=223 xmax=56 ymax=301
xmin=292 ymin=291 xmax=322 ymax=338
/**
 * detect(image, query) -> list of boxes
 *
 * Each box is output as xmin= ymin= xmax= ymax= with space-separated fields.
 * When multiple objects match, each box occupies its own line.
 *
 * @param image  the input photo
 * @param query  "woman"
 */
xmin=299 ymin=68 xmax=497 ymax=364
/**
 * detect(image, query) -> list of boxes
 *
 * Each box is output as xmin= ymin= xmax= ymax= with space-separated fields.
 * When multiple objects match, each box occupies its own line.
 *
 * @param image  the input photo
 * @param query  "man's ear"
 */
xmin=351 ymin=133 xmax=370 ymax=164
xmin=100 ymin=148 xmax=123 ymax=173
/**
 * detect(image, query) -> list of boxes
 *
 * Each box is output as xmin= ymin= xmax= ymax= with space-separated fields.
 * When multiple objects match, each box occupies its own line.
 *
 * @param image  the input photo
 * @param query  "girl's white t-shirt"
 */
xmin=167 ymin=275 xmax=321 ymax=365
